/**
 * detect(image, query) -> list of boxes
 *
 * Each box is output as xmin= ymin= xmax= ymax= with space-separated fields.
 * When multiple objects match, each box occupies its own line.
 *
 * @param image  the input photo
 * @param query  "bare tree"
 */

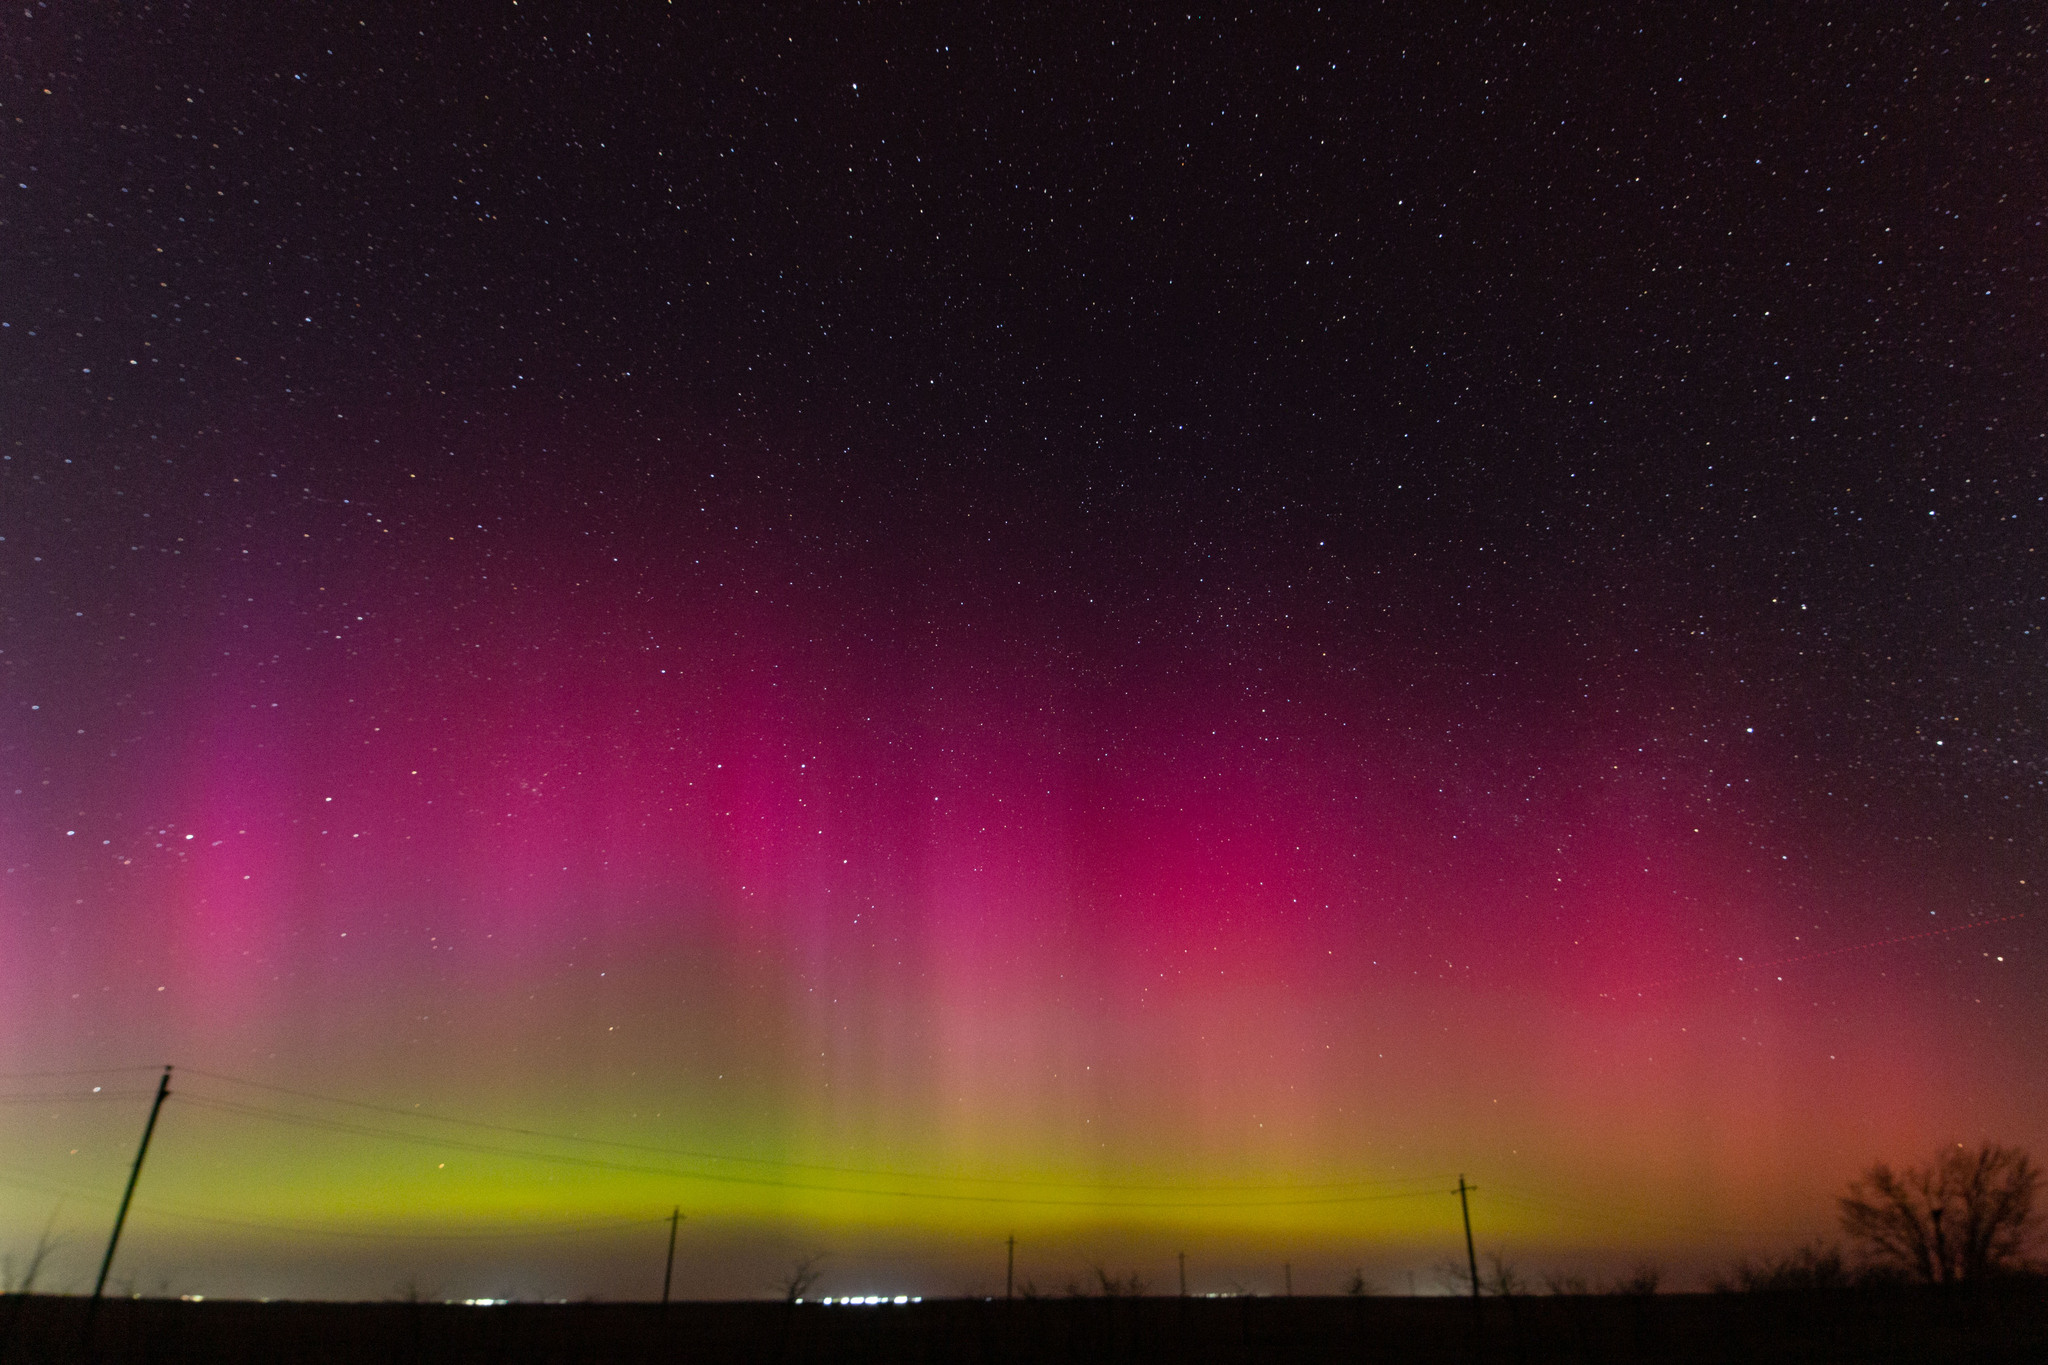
xmin=1345 ymin=1269 xmax=1376 ymax=1296
xmin=1609 ymin=1264 xmax=1661 ymax=1296
xmin=2 ymin=1209 xmax=63 ymax=1296
xmin=1840 ymin=1142 xmax=2040 ymax=1283
xmin=390 ymin=1277 xmax=439 ymax=1304
xmin=1 ymin=1239 xmax=60 ymax=1296
xmin=1713 ymin=1243 xmax=1849 ymax=1293
xmin=1089 ymin=1265 xmax=1146 ymax=1297
xmin=1483 ymin=1250 xmax=1525 ymax=1297
xmin=1431 ymin=1256 xmax=1476 ymax=1295
xmin=780 ymin=1252 xmax=827 ymax=1302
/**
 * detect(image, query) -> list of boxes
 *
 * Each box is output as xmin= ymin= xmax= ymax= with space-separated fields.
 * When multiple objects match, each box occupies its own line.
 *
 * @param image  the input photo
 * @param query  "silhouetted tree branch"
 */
xmin=1086 ymin=1265 xmax=1146 ymax=1297
xmin=2 ymin=1207 xmax=64 ymax=1298
xmin=780 ymin=1252 xmax=826 ymax=1302
xmin=1840 ymin=1143 xmax=2039 ymax=1282
xmin=1483 ymin=1250 xmax=1525 ymax=1297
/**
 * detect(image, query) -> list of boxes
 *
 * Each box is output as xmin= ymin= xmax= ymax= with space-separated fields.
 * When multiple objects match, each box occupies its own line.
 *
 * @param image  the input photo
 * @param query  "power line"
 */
xmin=0 ymin=1165 xmax=122 ymax=1204
xmin=172 ymin=1093 xmax=1460 ymax=1211
xmin=175 ymin=1066 xmax=1455 ymax=1198
xmin=1481 ymin=1180 xmax=1752 ymax=1243
xmin=0 ymin=1161 xmax=667 ymax=1243
xmin=0 ymin=1066 xmax=167 ymax=1081
xmin=131 ymin=1208 xmax=671 ymax=1242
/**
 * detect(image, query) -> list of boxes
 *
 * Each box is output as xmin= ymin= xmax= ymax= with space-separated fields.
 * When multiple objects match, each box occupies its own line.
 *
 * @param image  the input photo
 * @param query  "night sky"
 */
xmin=2 ymin=2 xmax=2043 ymax=1302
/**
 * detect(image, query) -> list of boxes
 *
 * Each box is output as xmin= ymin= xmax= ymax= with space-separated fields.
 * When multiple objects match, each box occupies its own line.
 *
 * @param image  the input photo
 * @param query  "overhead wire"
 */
xmin=171 ymin=1092 xmax=1461 ymax=1210
xmin=1481 ymin=1179 xmax=1751 ymax=1242
xmin=4 ymin=1066 xmax=1474 ymax=1228
xmin=0 ymin=1162 xmax=667 ymax=1242
xmin=123 ymin=1207 xmax=672 ymax=1242
xmin=175 ymin=1066 xmax=1456 ymax=1198
xmin=0 ymin=1066 xmax=167 ymax=1080
xmin=0 ymin=1164 xmax=119 ymax=1205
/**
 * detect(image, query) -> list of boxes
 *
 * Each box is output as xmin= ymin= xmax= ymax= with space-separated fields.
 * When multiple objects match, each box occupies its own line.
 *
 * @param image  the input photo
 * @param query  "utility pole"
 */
xmin=662 ymin=1207 xmax=683 ymax=1307
xmin=88 ymin=1066 xmax=171 ymax=1339
xmin=1178 ymin=1251 xmax=1186 ymax=1297
xmin=1457 ymin=1176 xmax=1482 ymax=1300
xmin=1005 ymin=1233 xmax=1015 ymax=1301
xmin=1458 ymin=1175 xmax=1484 ymax=1359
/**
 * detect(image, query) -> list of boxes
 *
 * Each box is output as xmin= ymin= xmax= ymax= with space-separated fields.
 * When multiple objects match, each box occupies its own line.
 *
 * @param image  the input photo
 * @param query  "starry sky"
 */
xmin=1 ymin=2 xmax=2043 ymax=1301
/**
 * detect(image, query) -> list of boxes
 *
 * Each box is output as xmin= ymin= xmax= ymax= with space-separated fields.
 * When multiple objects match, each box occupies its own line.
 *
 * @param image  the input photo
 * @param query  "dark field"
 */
xmin=4 ymin=1283 xmax=2044 ymax=1364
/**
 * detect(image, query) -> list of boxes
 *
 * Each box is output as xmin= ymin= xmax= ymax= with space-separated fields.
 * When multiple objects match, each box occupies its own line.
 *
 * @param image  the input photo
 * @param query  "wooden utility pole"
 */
xmin=1457 ymin=1176 xmax=1481 ymax=1300
xmin=1458 ymin=1175 xmax=1484 ymax=1359
xmin=1005 ymin=1233 xmax=1015 ymax=1301
xmin=88 ymin=1066 xmax=171 ymax=1339
xmin=662 ymin=1207 xmax=683 ymax=1307
xmin=1178 ymin=1251 xmax=1186 ymax=1297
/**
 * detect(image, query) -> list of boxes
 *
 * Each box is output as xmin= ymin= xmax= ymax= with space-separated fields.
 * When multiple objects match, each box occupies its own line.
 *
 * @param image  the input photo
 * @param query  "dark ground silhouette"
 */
xmin=3 ymin=1279 xmax=2044 ymax=1363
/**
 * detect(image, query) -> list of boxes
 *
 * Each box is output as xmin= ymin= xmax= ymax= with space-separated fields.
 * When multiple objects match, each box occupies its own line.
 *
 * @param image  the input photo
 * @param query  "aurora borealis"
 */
xmin=3 ymin=3 xmax=2043 ymax=1301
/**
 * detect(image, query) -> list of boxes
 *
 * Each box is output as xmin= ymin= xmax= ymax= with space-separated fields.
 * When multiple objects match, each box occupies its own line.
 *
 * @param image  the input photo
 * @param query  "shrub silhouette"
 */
xmin=780 ymin=1253 xmax=827 ymax=1302
xmin=1 ymin=1224 xmax=62 ymax=1295
xmin=1483 ymin=1251 xmax=1525 ymax=1297
xmin=1840 ymin=1142 xmax=2040 ymax=1282
xmin=1072 ymin=1265 xmax=1145 ymax=1297
xmin=1609 ymin=1263 xmax=1661 ymax=1296
xmin=1715 ymin=1243 xmax=1850 ymax=1292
